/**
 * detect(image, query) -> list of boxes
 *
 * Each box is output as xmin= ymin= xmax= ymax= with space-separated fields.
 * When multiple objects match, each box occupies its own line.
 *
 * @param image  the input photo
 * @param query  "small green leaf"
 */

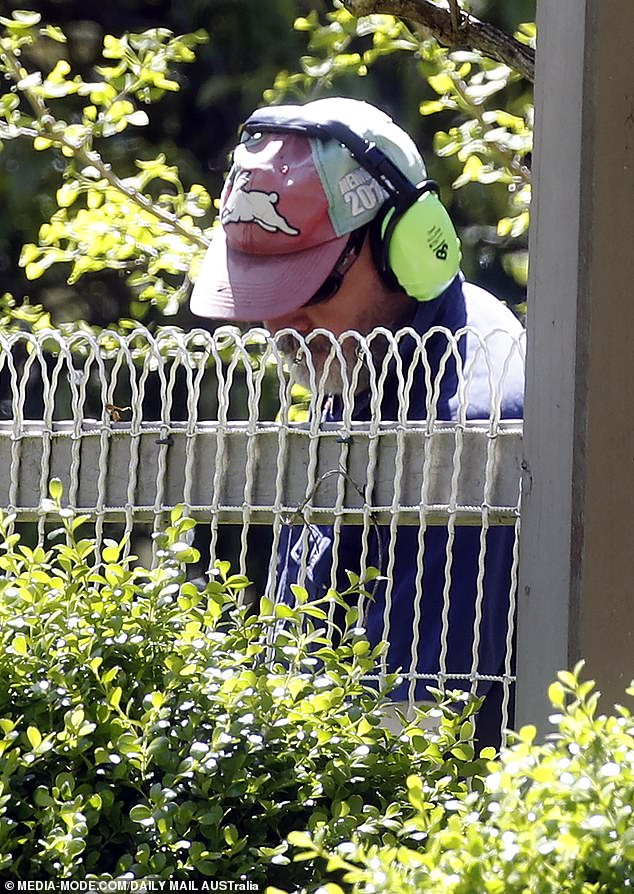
xmin=109 ymin=687 xmax=122 ymax=709
xmin=290 ymin=584 xmax=308 ymax=605
xmin=130 ymin=804 xmax=153 ymax=822
xmin=479 ymin=746 xmax=498 ymax=760
xmin=548 ymin=681 xmax=565 ymax=708
xmin=27 ymin=726 xmax=42 ymax=749
xmin=102 ymin=545 xmax=120 ymax=563
xmin=451 ymin=743 xmax=474 ymax=761
xmin=420 ymin=99 xmax=447 ymax=115
xmin=170 ymin=504 xmax=184 ymax=522
xmin=101 ymin=666 xmax=119 ymax=684
xmin=223 ymin=824 xmax=238 ymax=845
xmin=48 ymin=478 xmax=63 ymax=501
xmin=407 ymin=775 xmax=425 ymax=811
xmin=518 ymin=724 xmax=537 ymax=745
xmin=275 ymin=604 xmax=295 ymax=619
xmin=13 ymin=635 xmax=28 ymax=655
xmin=44 ymin=24 xmax=67 ymax=42
xmin=557 ymin=669 xmax=579 ymax=689
xmin=459 ymin=719 xmax=475 ymax=740
xmin=428 ymin=73 xmax=454 ymax=94
xmin=57 ymin=183 xmax=80 ymax=208
xmin=34 ymin=786 xmax=53 ymax=806
xmin=287 ymin=831 xmax=315 ymax=849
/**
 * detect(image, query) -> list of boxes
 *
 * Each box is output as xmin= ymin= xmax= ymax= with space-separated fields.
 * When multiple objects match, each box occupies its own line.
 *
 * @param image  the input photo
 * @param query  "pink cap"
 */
xmin=190 ymin=98 xmax=427 ymax=321
xmin=190 ymin=133 xmax=349 ymax=321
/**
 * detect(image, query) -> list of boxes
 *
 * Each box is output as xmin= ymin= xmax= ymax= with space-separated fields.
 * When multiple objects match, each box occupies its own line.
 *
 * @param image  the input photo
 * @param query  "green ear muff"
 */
xmin=381 ymin=190 xmax=462 ymax=302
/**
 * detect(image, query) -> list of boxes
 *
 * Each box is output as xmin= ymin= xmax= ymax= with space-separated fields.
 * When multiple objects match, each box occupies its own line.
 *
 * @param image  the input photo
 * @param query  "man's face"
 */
xmin=264 ymin=235 xmax=414 ymax=394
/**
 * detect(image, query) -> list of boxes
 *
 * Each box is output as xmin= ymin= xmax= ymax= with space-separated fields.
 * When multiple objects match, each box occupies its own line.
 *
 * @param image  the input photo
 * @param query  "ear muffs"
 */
xmin=371 ymin=182 xmax=462 ymax=302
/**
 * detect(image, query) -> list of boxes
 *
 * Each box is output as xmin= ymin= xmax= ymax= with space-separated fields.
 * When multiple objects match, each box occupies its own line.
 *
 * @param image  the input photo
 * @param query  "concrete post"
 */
xmin=516 ymin=0 xmax=634 ymax=729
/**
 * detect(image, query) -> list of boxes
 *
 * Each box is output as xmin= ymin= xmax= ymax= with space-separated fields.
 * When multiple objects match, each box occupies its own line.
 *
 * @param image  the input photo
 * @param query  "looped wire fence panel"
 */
xmin=0 ymin=324 xmax=525 ymax=732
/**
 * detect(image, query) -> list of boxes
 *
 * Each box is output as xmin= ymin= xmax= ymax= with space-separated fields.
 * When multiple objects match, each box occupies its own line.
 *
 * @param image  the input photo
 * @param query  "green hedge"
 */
xmin=3 ymin=495 xmax=632 ymax=892
xmin=0 ymin=500 xmax=486 ymax=885
xmin=280 ymin=668 xmax=634 ymax=894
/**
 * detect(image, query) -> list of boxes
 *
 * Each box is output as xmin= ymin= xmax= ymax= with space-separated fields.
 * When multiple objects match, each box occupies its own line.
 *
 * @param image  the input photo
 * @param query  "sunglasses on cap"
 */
xmin=302 ymin=225 xmax=368 ymax=308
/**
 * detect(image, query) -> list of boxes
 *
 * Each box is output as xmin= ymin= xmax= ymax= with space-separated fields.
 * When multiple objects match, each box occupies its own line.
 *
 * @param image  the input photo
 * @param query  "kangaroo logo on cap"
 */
xmin=222 ymin=184 xmax=300 ymax=236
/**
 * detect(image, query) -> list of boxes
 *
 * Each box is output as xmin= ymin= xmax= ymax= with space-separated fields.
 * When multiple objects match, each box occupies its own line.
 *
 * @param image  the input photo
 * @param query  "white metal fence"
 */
xmin=0 ymin=324 xmax=525 ymax=738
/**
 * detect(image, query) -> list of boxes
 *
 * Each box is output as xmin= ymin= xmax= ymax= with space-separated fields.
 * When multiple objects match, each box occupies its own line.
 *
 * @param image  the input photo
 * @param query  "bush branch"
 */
xmin=342 ymin=0 xmax=535 ymax=82
xmin=0 ymin=45 xmax=210 ymax=251
xmin=67 ymin=143 xmax=210 ymax=251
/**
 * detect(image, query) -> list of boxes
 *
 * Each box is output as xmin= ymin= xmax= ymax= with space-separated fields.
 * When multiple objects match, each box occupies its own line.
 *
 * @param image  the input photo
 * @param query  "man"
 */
xmin=190 ymin=97 xmax=525 ymax=747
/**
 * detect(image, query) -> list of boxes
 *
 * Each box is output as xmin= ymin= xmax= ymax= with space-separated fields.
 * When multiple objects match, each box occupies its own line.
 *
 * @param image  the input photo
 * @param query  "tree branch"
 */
xmin=70 ymin=143 xmax=210 ymax=251
xmin=342 ymin=0 xmax=535 ymax=83
xmin=0 ymin=45 xmax=210 ymax=251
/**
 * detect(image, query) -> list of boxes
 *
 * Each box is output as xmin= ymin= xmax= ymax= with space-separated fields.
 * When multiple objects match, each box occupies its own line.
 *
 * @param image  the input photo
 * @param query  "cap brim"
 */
xmin=190 ymin=226 xmax=349 ymax=322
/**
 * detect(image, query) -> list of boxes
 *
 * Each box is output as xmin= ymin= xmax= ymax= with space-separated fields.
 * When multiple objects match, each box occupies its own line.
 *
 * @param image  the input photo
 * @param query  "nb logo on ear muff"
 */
xmin=427 ymin=224 xmax=451 ymax=261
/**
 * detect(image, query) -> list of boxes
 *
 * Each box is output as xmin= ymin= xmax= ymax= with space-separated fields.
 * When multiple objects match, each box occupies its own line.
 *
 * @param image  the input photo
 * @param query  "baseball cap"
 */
xmin=190 ymin=97 xmax=428 ymax=322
